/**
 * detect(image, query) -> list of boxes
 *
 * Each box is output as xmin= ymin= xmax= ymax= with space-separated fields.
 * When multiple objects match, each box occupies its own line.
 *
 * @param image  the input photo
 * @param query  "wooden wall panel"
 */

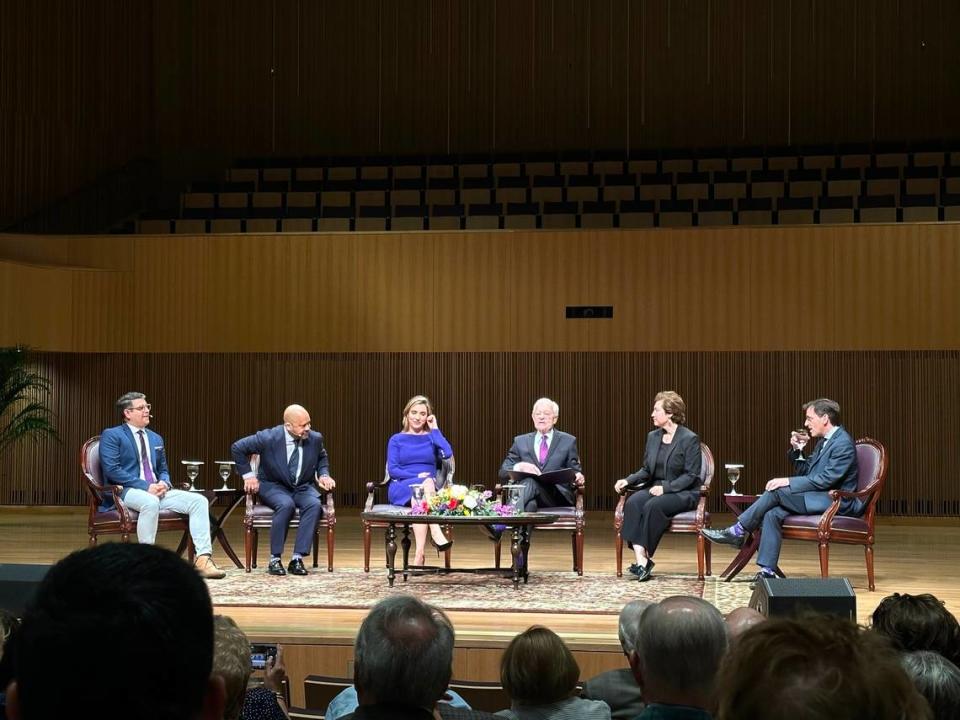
xmin=3 ymin=351 xmax=958 ymax=518
xmin=2 ymin=223 xmax=960 ymax=353
xmin=153 ymin=0 xmax=960 ymax=159
xmin=0 ymin=0 xmax=155 ymax=227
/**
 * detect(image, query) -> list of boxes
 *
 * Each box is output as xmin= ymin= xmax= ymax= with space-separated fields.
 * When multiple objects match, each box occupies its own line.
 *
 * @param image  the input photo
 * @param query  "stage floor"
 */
xmin=2 ymin=506 xmax=958 ymax=706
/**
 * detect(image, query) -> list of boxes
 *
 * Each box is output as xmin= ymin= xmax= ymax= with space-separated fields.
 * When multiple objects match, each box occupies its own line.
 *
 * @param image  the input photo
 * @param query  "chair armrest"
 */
xmin=364 ymin=479 xmax=389 ymax=511
xmin=829 ymin=487 xmax=874 ymax=501
xmin=108 ymin=485 xmax=137 ymax=525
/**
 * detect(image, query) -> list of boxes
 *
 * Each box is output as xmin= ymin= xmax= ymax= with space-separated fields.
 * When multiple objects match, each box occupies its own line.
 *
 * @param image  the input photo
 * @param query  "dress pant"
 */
xmin=621 ymin=486 xmax=694 ymax=555
xmin=737 ymin=487 xmax=812 ymax=569
xmin=257 ymin=480 xmax=322 ymax=557
xmin=123 ymin=487 xmax=213 ymax=556
xmin=518 ymin=477 xmax=570 ymax=512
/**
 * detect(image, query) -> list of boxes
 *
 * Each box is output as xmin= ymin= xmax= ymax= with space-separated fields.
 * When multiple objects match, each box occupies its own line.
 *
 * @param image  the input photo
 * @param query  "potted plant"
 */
xmin=0 ymin=346 xmax=57 ymax=455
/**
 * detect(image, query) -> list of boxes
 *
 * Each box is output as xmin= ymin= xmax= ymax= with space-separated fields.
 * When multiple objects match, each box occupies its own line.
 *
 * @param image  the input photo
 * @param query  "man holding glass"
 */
xmin=702 ymin=398 xmax=860 ymax=585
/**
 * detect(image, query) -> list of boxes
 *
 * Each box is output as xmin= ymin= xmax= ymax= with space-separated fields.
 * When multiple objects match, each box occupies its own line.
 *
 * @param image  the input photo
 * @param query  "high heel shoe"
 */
xmin=430 ymin=534 xmax=454 ymax=554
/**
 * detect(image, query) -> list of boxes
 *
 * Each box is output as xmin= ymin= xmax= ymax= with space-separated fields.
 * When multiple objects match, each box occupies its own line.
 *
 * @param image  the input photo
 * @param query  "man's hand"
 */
xmin=649 ymin=485 xmax=664 ymax=497
xmin=574 ymin=472 xmax=585 ymax=485
xmin=263 ymin=645 xmax=287 ymax=693
xmin=148 ymin=482 xmax=166 ymax=497
xmin=513 ymin=461 xmax=541 ymax=475
xmin=765 ymin=477 xmax=790 ymax=492
xmin=317 ymin=475 xmax=336 ymax=491
xmin=244 ymin=476 xmax=260 ymax=494
xmin=614 ymin=478 xmax=629 ymax=493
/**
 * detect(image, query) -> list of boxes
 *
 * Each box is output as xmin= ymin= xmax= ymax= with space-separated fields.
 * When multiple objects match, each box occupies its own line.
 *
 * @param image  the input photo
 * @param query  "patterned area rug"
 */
xmin=207 ymin=568 xmax=755 ymax=615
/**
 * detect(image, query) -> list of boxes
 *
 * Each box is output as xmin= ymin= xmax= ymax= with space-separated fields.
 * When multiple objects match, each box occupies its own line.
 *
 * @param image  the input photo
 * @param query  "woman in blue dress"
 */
xmin=387 ymin=395 xmax=455 ymax=565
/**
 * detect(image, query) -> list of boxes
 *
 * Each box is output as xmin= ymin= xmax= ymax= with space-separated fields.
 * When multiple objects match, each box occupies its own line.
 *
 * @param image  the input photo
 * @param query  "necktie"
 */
xmin=138 ymin=430 xmax=155 ymax=484
xmin=538 ymin=434 xmax=549 ymax=464
xmin=288 ymin=439 xmax=301 ymax=484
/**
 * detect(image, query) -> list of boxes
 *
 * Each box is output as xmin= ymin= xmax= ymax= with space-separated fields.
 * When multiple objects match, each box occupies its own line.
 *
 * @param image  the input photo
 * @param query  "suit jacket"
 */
xmin=624 ymin=426 xmax=702 ymax=503
xmin=231 ymin=425 xmax=330 ymax=490
xmin=581 ymin=668 xmax=645 ymax=720
xmin=787 ymin=425 xmax=861 ymax=515
xmin=98 ymin=424 xmax=170 ymax=509
xmin=499 ymin=429 xmax=583 ymax=504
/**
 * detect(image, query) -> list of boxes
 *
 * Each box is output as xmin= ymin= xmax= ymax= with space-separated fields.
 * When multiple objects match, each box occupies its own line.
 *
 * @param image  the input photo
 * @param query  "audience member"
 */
xmin=901 ymin=651 xmax=960 ymax=720
xmin=344 ymin=595 xmax=496 ymax=719
xmin=0 ymin=609 xmax=21 ymax=720
xmin=5 ymin=543 xmax=225 ymax=720
xmin=326 ymin=686 xmax=472 ymax=720
xmin=231 ymin=404 xmax=336 ymax=576
xmin=99 ymin=391 xmax=225 ymax=578
xmin=872 ymin=593 xmax=960 ymax=666
xmin=499 ymin=398 xmax=584 ymax=513
xmin=629 ymin=596 xmax=727 ymax=719
xmin=496 ymin=625 xmax=610 ymax=719
xmin=703 ymin=398 xmax=859 ymax=585
xmin=714 ymin=613 xmax=930 ymax=720
xmin=213 ymin=615 xmax=288 ymax=720
xmin=723 ymin=607 xmax=765 ymax=641
xmin=581 ymin=600 xmax=651 ymax=719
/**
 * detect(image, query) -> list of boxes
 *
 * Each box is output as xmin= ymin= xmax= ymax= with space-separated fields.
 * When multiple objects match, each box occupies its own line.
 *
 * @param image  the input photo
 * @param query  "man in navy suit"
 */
xmin=99 ymin=391 xmax=225 ymax=579
xmin=702 ymin=398 xmax=861 ymax=584
xmin=231 ymin=404 xmax=335 ymax=576
xmin=499 ymin=397 xmax=584 ymax=511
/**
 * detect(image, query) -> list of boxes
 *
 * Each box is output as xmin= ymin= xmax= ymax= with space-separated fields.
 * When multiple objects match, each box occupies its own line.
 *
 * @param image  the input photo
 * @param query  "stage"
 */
xmin=1 ymin=506 xmax=958 ymax=707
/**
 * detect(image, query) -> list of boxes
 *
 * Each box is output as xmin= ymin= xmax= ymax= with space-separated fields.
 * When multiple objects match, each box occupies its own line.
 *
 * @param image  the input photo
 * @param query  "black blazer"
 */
xmin=624 ymin=425 xmax=702 ymax=503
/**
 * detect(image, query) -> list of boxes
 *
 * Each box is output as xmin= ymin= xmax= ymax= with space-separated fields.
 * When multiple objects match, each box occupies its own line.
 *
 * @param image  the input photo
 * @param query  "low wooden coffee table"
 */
xmin=360 ymin=512 xmax=557 ymax=590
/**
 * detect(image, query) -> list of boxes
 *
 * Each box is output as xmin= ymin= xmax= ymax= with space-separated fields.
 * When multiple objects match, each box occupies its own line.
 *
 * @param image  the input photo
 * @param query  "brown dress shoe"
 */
xmin=195 ymin=555 xmax=226 ymax=580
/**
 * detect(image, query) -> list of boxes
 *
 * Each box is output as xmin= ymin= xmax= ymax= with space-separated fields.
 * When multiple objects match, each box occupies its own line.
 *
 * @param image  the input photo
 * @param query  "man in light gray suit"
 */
xmin=499 ymin=397 xmax=584 ymax=511
xmin=581 ymin=599 xmax=651 ymax=719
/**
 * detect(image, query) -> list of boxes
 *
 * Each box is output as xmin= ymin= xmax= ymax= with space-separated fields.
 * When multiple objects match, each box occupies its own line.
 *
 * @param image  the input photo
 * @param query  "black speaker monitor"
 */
xmin=0 ymin=564 xmax=51 ymax=617
xmin=749 ymin=577 xmax=856 ymax=620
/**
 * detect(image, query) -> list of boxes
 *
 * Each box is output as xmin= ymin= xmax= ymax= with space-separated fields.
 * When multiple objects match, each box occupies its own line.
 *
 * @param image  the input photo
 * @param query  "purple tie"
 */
xmin=539 ymin=434 xmax=548 ymax=464
xmin=138 ymin=430 xmax=156 ymax=484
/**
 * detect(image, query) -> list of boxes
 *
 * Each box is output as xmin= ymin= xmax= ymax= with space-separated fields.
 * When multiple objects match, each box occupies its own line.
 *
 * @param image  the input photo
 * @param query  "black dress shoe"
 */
xmin=267 ymin=558 xmax=286 ymax=576
xmin=749 ymin=570 xmax=780 ymax=589
xmin=627 ymin=563 xmax=641 ymax=577
xmin=701 ymin=527 xmax=746 ymax=549
xmin=287 ymin=558 xmax=308 ymax=576
xmin=635 ymin=559 xmax=656 ymax=582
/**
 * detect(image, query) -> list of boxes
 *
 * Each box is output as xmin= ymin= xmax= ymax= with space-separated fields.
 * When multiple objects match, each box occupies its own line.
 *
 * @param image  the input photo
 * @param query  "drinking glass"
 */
xmin=502 ymin=484 xmax=523 ymax=513
xmin=724 ymin=464 xmax=744 ymax=495
xmin=181 ymin=460 xmax=204 ymax=491
xmin=215 ymin=460 xmax=235 ymax=491
xmin=792 ymin=428 xmax=810 ymax=452
xmin=411 ymin=484 xmax=425 ymax=505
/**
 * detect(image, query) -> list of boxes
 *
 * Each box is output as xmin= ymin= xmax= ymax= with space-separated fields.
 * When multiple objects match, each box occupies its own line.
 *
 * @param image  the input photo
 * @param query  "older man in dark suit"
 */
xmin=703 ymin=398 xmax=860 ymax=585
xmin=231 ymin=404 xmax=335 ymax=576
xmin=499 ymin=397 xmax=584 ymax=512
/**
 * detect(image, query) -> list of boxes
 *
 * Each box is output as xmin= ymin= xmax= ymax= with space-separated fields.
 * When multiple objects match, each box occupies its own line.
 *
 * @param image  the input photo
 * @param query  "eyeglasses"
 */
xmin=129 ymin=404 xmax=151 ymax=412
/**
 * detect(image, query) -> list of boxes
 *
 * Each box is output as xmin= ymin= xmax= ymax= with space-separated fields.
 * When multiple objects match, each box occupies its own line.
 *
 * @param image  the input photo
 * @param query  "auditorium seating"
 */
xmin=135 ymin=143 xmax=960 ymax=233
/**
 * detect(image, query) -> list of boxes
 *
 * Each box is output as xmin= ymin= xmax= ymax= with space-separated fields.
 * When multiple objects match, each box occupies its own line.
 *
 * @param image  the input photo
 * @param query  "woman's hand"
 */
xmin=427 ymin=414 xmax=439 ymax=430
xmin=263 ymin=645 xmax=287 ymax=693
xmin=649 ymin=485 xmax=664 ymax=497
xmin=614 ymin=478 xmax=629 ymax=493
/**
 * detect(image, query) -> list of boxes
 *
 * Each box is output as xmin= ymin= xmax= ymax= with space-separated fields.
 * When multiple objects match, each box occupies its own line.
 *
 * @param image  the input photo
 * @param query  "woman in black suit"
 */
xmin=614 ymin=391 xmax=702 ymax=581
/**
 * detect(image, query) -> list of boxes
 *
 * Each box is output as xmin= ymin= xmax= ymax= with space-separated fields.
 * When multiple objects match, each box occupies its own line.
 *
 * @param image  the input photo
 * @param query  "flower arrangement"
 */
xmin=409 ymin=484 xmax=516 ymax=518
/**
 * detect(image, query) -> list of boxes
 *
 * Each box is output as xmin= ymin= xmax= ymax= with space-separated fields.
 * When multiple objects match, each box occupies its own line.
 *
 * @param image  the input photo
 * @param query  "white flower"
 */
xmin=450 ymin=484 xmax=468 ymax=500
xmin=463 ymin=495 xmax=478 ymax=509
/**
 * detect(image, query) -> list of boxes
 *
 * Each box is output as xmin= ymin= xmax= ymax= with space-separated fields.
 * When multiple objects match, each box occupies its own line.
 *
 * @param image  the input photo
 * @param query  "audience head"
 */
xmin=6 ymin=543 xmax=224 ymax=720
xmin=715 ymin=613 xmax=930 ymax=720
xmin=654 ymin=391 xmax=686 ymax=425
xmin=618 ymin=599 xmax=653 ymax=655
xmin=629 ymin=596 xmax=727 ymax=709
xmin=0 ymin=608 xmax=21 ymax=691
xmin=872 ymin=593 xmax=960 ymax=665
xmin=901 ymin=651 xmax=960 ymax=720
xmin=724 ymin=606 xmax=765 ymax=640
xmin=401 ymin=395 xmax=434 ymax=431
xmin=353 ymin=595 xmax=453 ymax=710
xmin=500 ymin=625 xmax=579 ymax=706
xmin=213 ymin=615 xmax=253 ymax=720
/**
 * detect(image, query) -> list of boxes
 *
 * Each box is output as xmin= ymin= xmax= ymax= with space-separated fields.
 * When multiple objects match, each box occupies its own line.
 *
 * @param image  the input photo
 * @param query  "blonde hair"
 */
xmin=401 ymin=395 xmax=434 ymax=431
xmin=213 ymin=615 xmax=252 ymax=720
